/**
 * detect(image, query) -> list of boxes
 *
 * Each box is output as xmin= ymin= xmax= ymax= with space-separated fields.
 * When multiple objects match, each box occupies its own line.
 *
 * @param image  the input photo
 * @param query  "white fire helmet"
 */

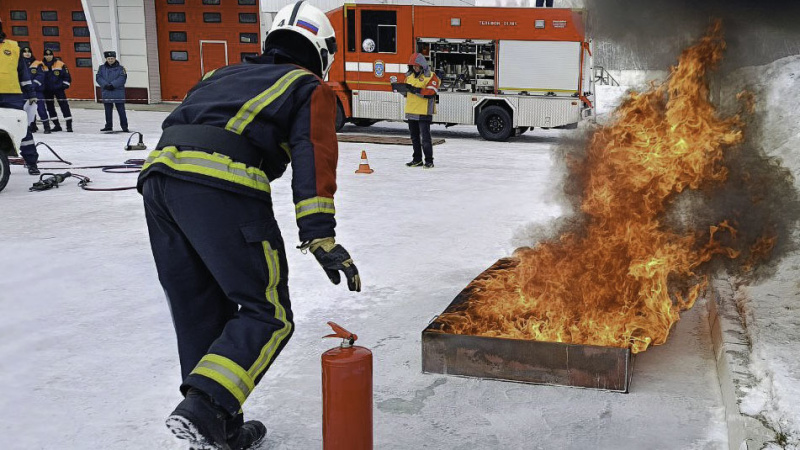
xmin=265 ymin=1 xmax=337 ymax=78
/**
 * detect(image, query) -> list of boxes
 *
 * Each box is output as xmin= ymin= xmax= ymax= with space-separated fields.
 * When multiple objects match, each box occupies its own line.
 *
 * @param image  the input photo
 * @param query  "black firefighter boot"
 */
xmin=43 ymin=121 xmax=52 ymax=134
xmin=51 ymin=119 xmax=62 ymax=132
xmin=166 ymin=388 xmax=232 ymax=449
xmin=66 ymin=119 xmax=73 ymax=132
xmin=226 ymin=414 xmax=267 ymax=450
xmin=29 ymin=121 xmax=38 ymax=133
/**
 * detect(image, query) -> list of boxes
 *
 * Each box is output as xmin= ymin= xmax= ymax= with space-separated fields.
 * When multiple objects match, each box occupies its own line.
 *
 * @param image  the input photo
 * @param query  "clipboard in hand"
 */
xmin=391 ymin=82 xmax=409 ymax=94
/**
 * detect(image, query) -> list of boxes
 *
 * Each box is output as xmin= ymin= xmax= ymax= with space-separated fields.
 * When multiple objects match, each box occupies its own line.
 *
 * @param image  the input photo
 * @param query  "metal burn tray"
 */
xmin=422 ymin=259 xmax=634 ymax=393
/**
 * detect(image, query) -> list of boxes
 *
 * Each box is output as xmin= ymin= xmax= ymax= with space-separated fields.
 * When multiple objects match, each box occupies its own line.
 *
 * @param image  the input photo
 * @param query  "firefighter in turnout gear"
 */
xmin=41 ymin=49 xmax=73 ymax=132
xmin=403 ymin=53 xmax=440 ymax=168
xmin=138 ymin=2 xmax=359 ymax=448
xmin=21 ymin=47 xmax=51 ymax=134
xmin=0 ymin=19 xmax=40 ymax=174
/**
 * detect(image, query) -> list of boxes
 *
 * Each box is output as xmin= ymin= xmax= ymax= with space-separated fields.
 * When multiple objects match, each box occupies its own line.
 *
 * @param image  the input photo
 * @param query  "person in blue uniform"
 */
xmin=96 ymin=51 xmax=128 ymax=132
xmin=21 ymin=47 xmax=51 ymax=134
xmin=0 ymin=19 xmax=40 ymax=174
xmin=137 ymin=2 xmax=360 ymax=449
xmin=41 ymin=49 xmax=73 ymax=132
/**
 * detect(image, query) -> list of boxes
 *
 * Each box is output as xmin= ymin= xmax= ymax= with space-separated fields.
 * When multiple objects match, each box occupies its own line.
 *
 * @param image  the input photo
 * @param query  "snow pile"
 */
xmin=718 ymin=55 xmax=800 ymax=447
xmin=594 ymin=85 xmax=630 ymax=118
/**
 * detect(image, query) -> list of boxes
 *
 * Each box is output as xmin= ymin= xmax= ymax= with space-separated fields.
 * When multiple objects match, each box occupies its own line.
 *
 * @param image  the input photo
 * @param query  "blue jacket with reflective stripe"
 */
xmin=138 ymin=56 xmax=339 ymax=242
xmin=42 ymin=59 xmax=72 ymax=92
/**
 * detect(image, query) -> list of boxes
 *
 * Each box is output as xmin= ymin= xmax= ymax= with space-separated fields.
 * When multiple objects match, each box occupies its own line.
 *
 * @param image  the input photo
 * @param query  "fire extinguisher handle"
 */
xmin=323 ymin=321 xmax=358 ymax=345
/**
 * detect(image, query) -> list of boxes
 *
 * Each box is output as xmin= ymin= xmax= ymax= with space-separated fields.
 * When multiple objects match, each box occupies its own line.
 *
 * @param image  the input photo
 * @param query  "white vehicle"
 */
xmin=0 ymin=107 xmax=29 ymax=192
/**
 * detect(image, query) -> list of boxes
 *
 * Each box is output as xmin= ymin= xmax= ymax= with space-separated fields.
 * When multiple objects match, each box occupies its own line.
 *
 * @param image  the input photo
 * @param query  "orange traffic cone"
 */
xmin=355 ymin=150 xmax=374 ymax=174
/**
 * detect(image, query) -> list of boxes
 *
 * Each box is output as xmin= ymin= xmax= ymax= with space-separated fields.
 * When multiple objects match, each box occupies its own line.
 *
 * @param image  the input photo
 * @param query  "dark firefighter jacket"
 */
xmin=137 ymin=57 xmax=339 ymax=242
xmin=26 ymin=59 xmax=46 ymax=93
xmin=42 ymin=59 xmax=72 ymax=92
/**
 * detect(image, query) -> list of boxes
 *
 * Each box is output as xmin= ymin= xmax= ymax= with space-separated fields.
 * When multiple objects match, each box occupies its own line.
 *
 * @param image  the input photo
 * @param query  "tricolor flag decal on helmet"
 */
xmin=296 ymin=19 xmax=319 ymax=35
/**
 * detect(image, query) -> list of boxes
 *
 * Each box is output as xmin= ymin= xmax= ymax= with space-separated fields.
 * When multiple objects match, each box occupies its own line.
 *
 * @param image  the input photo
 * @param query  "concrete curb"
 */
xmin=707 ymin=279 xmax=776 ymax=450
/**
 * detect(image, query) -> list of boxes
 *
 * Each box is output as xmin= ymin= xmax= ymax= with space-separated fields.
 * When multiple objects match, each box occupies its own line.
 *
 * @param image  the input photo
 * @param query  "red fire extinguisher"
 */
xmin=321 ymin=321 xmax=373 ymax=450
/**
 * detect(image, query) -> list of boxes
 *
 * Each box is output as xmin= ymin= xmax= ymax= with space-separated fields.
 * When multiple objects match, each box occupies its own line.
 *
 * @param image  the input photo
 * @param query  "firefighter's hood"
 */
xmin=406 ymin=53 xmax=431 ymax=77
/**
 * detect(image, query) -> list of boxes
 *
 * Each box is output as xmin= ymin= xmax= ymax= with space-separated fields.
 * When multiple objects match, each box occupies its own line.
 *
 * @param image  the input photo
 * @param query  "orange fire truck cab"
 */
xmin=325 ymin=4 xmax=594 ymax=141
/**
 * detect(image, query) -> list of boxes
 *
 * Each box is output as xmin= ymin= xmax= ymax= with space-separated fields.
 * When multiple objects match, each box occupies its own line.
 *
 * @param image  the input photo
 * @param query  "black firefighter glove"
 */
xmin=406 ymin=84 xmax=421 ymax=95
xmin=104 ymin=84 xmax=114 ymax=91
xmin=304 ymin=237 xmax=361 ymax=292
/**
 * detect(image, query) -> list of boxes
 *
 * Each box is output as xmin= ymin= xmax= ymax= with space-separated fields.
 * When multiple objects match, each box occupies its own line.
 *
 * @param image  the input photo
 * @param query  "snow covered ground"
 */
xmin=0 ymin=108 xmax=737 ymax=449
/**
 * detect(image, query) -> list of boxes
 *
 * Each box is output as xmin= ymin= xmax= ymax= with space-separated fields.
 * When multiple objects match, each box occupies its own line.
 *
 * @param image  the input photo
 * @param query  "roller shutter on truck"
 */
xmin=497 ymin=40 xmax=582 ymax=94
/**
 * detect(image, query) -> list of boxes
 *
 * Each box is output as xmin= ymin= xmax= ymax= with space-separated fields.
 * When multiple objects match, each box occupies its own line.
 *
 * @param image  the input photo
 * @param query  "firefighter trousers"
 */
xmin=35 ymin=92 xmax=49 ymax=121
xmin=43 ymin=89 xmax=71 ymax=122
xmin=408 ymin=118 xmax=433 ymax=164
xmin=142 ymin=173 xmax=294 ymax=416
xmin=103 ymin=102 xmax=128 ymax=129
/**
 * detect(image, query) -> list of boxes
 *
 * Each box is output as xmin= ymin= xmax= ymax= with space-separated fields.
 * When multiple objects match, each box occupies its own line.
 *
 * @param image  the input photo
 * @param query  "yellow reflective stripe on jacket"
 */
xmin=202 ymin=69 xmax=217 ymax=80
xmin=225 ymin=69 xmax=312 ymax=135
xmin=190 ymin=354 xmax=255 ymax=406
xmin=143 ymin=146 xmax=270 ymax=193
xmin=295 ymin=196 xmax=335 ymax=219
xmin=247 ymin=241 xmax=292 ymax=380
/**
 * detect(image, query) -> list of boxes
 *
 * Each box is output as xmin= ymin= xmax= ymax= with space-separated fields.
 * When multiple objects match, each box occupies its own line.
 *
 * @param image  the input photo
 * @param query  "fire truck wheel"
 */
xmin=0 ymin=151 xmax=9 ymax=193
xmin=477 ymin=105 xmax=513 ymax=141
xmin=335 ymin=101 xmax=346 ymax=132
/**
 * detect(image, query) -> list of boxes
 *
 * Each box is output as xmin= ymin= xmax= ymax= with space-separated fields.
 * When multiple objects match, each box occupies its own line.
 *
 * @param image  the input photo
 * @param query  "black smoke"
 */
xmin=588 ymin=0 xmax=800 ymax=70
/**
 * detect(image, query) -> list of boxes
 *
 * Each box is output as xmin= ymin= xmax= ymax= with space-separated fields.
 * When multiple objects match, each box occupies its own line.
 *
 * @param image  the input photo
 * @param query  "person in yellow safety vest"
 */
xmin=0 ymin=18 xmax=40 ymax=174
xmin=402 ymin=52 xmax=440 ymax=169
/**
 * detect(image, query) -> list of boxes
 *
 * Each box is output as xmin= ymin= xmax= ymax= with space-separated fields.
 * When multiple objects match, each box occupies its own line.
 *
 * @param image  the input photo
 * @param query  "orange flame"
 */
xmin=438 ymin=22 xmax=767 ymax=353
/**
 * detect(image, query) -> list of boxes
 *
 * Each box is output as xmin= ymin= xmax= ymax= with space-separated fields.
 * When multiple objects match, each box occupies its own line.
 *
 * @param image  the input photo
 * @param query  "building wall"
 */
xmin=143 ymin=0 xmax=162 ymax=102
xmin=154 ymin=0 xmax=261 ymax=101
xmin=263 ymin=0 xmax=477 ymax=13
xmin=84 ymin=0 xmax=150 ymax=102
xmin=1 ymin=1 xmax=95 ymax=101
xmin=4 ymin=1 xmax=481 ymax=103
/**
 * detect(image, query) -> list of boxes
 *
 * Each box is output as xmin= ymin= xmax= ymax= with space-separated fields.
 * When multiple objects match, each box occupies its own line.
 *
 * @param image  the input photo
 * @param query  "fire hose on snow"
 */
xmin=10 ymin=133 xmax=147 ymax=192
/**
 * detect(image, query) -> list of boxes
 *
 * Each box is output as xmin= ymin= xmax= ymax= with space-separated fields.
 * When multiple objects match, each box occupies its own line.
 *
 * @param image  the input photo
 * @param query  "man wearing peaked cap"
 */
xmin=96 ymin=50 xmax=128 ymax=132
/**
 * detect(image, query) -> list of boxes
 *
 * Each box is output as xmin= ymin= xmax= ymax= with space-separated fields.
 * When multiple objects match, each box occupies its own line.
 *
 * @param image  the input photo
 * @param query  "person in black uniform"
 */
xmin=137 ymin=2 xmax=359 ymax=449
xmin=41 ymin=49 xmax=73 ymax=132
xmin=21 ymin=47 xmax=52 ymax=134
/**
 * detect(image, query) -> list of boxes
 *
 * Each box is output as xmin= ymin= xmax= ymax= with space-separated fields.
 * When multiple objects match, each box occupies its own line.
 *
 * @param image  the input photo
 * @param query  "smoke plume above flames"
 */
xmin=439 ymin=22 xmax=800 ymax=353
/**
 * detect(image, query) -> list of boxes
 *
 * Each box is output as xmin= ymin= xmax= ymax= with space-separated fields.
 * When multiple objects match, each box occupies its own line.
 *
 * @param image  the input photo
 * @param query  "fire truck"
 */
xmin=324 ymin=4 xmax=594 ymax=141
